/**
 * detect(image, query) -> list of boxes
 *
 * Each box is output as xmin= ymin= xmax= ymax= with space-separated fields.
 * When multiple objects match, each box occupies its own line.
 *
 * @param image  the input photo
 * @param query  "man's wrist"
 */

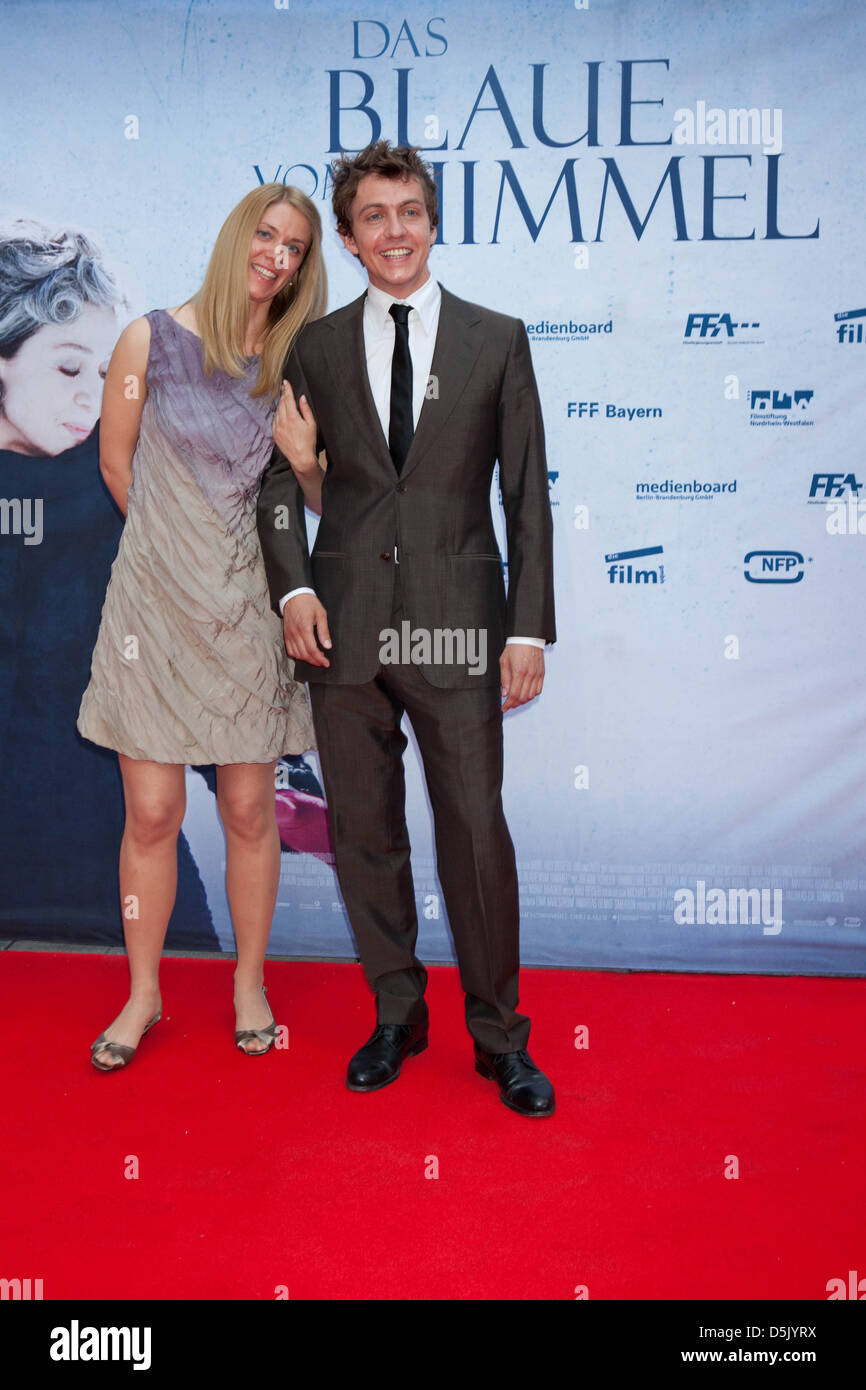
xmin=279 ymin=587 xmax=317 ymax=614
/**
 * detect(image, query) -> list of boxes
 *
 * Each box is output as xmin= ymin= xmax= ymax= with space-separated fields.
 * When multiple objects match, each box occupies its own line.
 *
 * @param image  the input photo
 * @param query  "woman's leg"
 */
xmin=92 ymin=756 xmax=186 ymax=1067
xmin=216 ymin=761 xmax=281 ymax=1051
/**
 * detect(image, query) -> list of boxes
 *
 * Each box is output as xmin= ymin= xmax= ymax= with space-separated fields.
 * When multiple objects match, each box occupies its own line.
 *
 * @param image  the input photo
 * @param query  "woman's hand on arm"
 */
xmin=98 ymin=316 xmax=151 ymax=517
xmin=273 ymin=380 xmax=324 ymax=516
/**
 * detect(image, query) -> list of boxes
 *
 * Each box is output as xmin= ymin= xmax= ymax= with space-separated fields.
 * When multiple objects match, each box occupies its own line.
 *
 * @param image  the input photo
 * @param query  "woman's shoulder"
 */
xmin=119 ymin=313 xmax=155 ymax=342
xmin=164 ymin=302 xmax=198 ymax=333
xmin=132 ymin=307 xmax=194 ymax=342
xmin=107 ymin=314 xmax=152 ymax=376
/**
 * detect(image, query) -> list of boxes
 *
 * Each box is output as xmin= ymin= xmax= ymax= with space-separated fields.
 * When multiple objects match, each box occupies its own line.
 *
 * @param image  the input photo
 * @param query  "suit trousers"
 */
xmin=308 ymin=565 xmax=531 ymax=1054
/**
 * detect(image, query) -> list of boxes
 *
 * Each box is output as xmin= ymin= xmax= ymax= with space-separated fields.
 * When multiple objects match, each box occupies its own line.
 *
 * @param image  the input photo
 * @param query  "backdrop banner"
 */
xmin=1 ymin=0 xmax=863 ymax=975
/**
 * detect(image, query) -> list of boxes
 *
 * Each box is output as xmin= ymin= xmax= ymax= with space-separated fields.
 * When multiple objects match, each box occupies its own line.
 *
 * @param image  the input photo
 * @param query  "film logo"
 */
xmin=605 ymin=545 xmax=664 ymax=585
xmin=835 ymin=308 xmax=866 ymax=344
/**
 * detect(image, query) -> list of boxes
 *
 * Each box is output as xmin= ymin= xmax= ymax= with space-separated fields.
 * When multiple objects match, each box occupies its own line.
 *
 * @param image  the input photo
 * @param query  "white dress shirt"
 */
xmin=279 ymin=272 xmax=543 ymax=649
xmin=363 ymin=274 xmax=441 ymax=440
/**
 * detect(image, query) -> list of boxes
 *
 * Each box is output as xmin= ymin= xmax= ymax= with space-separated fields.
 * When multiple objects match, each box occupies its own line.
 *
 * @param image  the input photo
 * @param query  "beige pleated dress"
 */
xmin=78 ymin=309 xmax=315 ymax=764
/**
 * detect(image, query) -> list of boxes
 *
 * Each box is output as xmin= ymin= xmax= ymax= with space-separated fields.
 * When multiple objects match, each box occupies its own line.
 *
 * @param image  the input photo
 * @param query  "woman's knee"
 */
xmin=125 ymin=795 xmax=185 ymax=846
xmin=218 ymin=790 xmax=273 ymax=841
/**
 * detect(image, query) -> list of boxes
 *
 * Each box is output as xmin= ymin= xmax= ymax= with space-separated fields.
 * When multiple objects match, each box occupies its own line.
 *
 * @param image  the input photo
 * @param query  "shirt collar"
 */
xmin=365 ymin=274 xmax=441 ymax=336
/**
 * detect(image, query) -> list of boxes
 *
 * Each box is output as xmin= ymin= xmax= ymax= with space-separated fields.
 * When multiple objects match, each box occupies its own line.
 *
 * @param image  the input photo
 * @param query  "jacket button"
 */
xmin=380 ymin=551 xmax=391 ymax=561
xmin=396 ymin=483 xmax=408 ymax=493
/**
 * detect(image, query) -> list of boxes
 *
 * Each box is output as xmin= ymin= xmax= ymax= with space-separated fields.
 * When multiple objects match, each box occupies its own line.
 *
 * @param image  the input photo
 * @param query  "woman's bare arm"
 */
xmin=98 ymin=316 xmax=151 ymax=516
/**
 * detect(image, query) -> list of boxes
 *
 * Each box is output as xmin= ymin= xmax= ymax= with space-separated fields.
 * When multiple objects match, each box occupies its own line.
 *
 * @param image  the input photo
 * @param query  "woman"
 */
xmin=0 ymin=221 xmax=216 ymax=948
xmin=78 ymin=184 xmax=327 ymax=1067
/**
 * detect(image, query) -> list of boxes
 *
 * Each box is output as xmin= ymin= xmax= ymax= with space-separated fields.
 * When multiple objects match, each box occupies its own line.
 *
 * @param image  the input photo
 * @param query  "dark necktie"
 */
xmin=388 ymin=303 xmax=413 ymax=474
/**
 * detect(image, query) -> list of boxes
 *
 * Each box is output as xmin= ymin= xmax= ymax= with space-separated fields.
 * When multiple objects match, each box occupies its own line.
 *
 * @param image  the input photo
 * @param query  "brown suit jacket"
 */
xmin=257 ymin=284 xmax=555 ymax=687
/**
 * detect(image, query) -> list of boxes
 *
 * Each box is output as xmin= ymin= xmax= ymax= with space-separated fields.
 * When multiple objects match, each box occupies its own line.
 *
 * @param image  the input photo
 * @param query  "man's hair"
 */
xmin=331 ymin=142 xmax=439 ymax=237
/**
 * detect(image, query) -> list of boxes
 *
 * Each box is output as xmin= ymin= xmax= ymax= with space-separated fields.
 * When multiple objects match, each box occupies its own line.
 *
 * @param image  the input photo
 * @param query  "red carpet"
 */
xmin=1 ymin=951 xmax=863 ymax=1300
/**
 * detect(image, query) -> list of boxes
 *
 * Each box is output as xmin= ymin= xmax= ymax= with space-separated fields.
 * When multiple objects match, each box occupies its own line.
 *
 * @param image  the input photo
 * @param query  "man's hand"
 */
xmin=282 ymin=593 xmax=332 ymax=667
xmin=499 ymin=643 xmax=544 ymax=712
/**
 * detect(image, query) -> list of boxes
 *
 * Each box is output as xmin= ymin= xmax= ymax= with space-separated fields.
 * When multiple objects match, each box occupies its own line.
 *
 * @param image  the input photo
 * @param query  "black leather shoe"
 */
xmin=346 ymin=1023 xmax=428 ymax=1092
xmin=474 ymin=1046 xmax=556 ymax=1117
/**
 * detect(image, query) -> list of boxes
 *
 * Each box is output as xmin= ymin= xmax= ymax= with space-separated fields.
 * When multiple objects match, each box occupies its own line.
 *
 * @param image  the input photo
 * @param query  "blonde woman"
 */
xmin=79 ymin=185 xmax=327 ymax=1069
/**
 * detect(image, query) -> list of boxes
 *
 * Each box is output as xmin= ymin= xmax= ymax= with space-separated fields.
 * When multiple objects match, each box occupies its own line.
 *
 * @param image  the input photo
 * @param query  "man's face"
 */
xmin=340 ymin=173 xmax=436 ymax=297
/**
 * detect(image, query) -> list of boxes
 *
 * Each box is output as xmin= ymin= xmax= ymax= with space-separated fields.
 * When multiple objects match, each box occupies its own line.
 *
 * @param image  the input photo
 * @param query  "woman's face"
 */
xmin=0 ymin=304 xmax=118 ymax=456
xmin=247 ymin=202 xmax=311 ymax=305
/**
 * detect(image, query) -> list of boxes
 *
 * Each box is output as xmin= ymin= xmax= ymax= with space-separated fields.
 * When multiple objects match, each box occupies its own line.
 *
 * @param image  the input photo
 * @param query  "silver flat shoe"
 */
xmin=235 ymin=985 xmax=277 ymax=1056
xmin=90 ymin=1012 xmax=161 ymax=1072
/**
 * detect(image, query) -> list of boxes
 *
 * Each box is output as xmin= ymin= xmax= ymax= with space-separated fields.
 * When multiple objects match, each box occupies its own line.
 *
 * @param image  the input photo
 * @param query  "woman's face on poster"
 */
xmin=0 ymin=303 xmax=118 ymax=456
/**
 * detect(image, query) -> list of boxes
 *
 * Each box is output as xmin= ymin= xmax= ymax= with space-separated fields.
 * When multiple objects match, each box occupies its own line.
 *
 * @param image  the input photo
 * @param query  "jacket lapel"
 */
xmin=324 ymin=285 xmax=484 ymax=481
xmin=323 ymin=294 xmax=393 ymax=471
xmin=400 ymin=287 xmax=483 ymax=482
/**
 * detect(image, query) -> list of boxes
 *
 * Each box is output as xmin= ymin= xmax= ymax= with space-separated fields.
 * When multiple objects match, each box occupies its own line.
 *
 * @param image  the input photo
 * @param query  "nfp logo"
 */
xmin=835 ymin=308 xmax=866 ymax=344
xmin=744 ymin=551 xmax=804 ymax=583
xmin=684 ymin=313 xmax=761 ymax=341
xmin=605 ymin=545 xmax=665 ymax=585
xmin=809 ymin=473 xmax=862 ymax=501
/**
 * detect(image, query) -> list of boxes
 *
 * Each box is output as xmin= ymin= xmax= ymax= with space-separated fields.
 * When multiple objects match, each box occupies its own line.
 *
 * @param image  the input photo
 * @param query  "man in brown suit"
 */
xmin=257 ymin=142 xmax=556 ymax=1115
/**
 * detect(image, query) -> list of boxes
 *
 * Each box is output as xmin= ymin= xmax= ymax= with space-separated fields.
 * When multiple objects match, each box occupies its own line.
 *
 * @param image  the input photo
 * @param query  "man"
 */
xmin=257 ymin=142 xmax=556 ymax=1116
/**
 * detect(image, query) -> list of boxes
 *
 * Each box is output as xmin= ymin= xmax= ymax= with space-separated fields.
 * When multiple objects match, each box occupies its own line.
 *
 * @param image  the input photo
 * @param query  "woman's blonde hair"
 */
xmin=191 ymin=184 xmax=327 ymax=399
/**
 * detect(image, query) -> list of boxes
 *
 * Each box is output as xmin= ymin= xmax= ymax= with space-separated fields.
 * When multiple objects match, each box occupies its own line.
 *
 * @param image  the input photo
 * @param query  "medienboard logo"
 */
xmin=605 ymin=545 xmax=665 ymax=584
xmin=635 ymin=478 xmax=736 ymax=501
xmin=744 ymin=550 xmax=806 ymax=583
xmin=835 ymin=308 xmax=866 ymax=344
xmin=684 ymin=313 xmax=763 ymax=344
xmin=547 ymin=470 xmax=560 ymax=506
xmin=749 ymin=388 xmax=814 ymax=427
xmin=526 ymin=317 xmax=613 ymax=344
